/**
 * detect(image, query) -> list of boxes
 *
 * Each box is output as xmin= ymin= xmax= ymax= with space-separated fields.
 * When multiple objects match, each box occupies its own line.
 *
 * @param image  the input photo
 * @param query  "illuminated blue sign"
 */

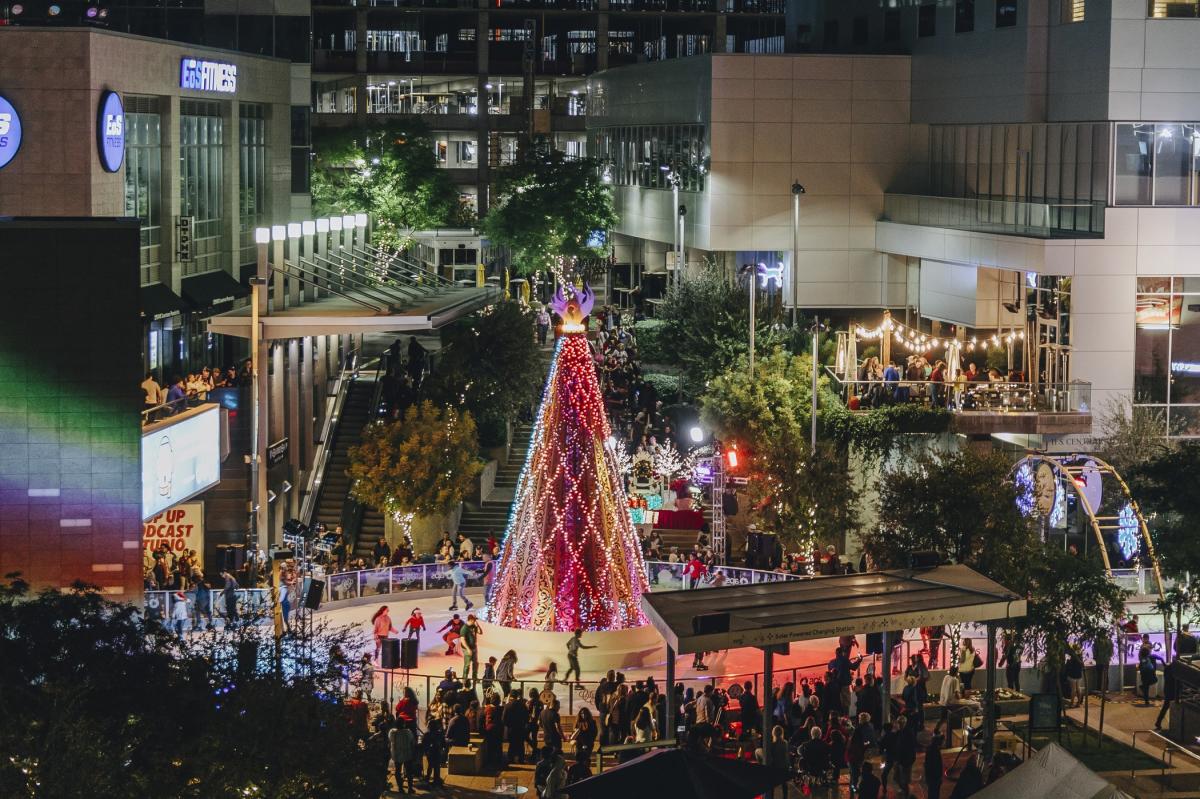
xmin=179 ymin=58 xmax=238 ymax=94
xmin=0 ymin=95 xmax=22 ymax=170
xmin=97 ymin=90 xmax=125 ymax=173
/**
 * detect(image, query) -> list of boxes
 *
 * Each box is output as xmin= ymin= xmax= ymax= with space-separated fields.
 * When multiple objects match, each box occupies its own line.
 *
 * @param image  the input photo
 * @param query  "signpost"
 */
xmin=176 ymin=216 xmax=195 ymax=263
xmin=0 ymin=95 xmax=23 ymax=170
xmin=97 ymin=90 xmax=125 ymax=173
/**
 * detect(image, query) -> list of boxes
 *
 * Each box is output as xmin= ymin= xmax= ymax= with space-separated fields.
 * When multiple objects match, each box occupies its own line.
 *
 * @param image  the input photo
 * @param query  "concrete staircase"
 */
xmin=313 ymin=379 xmax=373 ymax=536
xmin=457 ymin=420 xmax=534 ymax=543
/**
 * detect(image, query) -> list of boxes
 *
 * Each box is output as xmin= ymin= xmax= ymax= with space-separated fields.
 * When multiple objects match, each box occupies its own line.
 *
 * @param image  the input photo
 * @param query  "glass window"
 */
xmin=823 ymin=20 xmax=838 ymax=48
xmin=1149 ymin=2 xmax=1200 ymax=18
xmin=1152 ymin=123 xmax=1195 ymax=206
xmin=124 ymin=105 xmax=162 ymax=254
xmin=1063 ymin=0 xmax=1085 ymax=22
xmin=918 ymin=3 xmax=937 ymax=37
xmin=240 ymin=104 xmax=268 ymax=265
xmin=955 ymin=0 xmax=975 ymax=33
xmin=852 ymin=17 xmax=868 ymax=46
xmin=883 ymin=9 xmax=901 ymax=42
xmin=996 ymin=1 xmax=1017 ymax=27
xmin=179 ymin=100 xmax=224 ymax=276
xmin=1172 ymin=298 xmax=1200 ymax=403
xmin=1114 ymin=123 xmax=1153 ymax=205
xmin=1135 ymin=276 xmax=1200 ymax=437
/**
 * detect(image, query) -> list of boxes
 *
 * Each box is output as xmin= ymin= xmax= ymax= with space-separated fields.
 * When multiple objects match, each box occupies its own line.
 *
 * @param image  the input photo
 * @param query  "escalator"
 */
xmin=313 ymin=379 xmax=374 ymax=536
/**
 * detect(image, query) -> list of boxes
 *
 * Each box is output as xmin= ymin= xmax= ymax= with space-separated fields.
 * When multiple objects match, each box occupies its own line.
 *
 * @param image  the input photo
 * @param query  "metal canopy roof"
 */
xmin=640 ymin=564 xmax=1027 ymax=655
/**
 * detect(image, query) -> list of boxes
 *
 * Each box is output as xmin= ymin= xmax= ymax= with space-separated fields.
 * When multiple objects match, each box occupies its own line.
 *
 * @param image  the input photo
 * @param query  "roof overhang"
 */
xmin=205 ymin=286 xmax=501 ymax=340
xmin=641 ymin=564 xmax=1027 ymax=655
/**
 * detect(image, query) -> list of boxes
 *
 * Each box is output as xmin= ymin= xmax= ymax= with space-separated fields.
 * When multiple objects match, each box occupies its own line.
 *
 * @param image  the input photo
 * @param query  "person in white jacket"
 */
xmin=170 ymin=591 xmax=190 ymax=635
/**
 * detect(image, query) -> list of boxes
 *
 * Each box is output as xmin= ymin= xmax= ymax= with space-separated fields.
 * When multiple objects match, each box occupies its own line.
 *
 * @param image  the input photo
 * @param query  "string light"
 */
xmin=855 ymin=316 xmax=1024 ymax=354
xmin=485 ymin=283 xmax=649 ymax=632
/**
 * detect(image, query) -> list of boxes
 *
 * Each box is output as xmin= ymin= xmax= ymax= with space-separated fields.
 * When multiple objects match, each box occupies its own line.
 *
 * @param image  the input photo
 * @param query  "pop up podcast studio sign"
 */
xmin=144 ymin=501 xmax=205 ymax=569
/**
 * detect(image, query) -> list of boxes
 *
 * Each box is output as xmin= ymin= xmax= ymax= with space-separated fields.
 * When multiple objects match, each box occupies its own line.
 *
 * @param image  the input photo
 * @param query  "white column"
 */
xmin=315 ymin=217 xmax=330 ymax=298
xmin=271 ymin=225 xmax=286 ymax=311
xmin=287 ymin=223 xmax=302 ymax=308
xmin=300 ymin=336 xmax=315 ymax=472
xmin=302 ymin=220 xmax=316 ymax=302
xmin=286 ymin=338 xmax=302 ymax=519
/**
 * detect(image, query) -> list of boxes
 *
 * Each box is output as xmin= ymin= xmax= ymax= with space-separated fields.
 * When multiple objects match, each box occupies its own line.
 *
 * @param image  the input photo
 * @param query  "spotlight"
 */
xmin=85 ymin=5 xmax=97 ymax=16
xmin=11 ymin=3 xmax=24 ymax=13
xmin=689 ymin=426 xmax=704 ymax=443
xmin=98 ymin=7 xmax=106 ymax=16
xmin=47 ymin=3 xmax=61 ymax=14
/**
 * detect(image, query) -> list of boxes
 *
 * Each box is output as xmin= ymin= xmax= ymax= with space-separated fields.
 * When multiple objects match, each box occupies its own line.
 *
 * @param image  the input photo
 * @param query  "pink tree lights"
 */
xmin=485 ymin=284 xmax=649 ymax=631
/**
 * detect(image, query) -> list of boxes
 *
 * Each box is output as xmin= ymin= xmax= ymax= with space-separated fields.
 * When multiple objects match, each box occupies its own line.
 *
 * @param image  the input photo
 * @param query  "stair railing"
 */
xmin=342 ymin=352 xmax=392 ymax=556
xmin=299 ymin=346 xmax=364 ymax=528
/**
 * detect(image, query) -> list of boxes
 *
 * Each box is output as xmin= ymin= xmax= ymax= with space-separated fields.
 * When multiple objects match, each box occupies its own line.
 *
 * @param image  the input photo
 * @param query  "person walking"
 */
xmin=1156 ymin=660 xmax=1179 ymax=730
xmin=857 ymin=761 xmax=882 ymax=799
xmin=924 ymin=732 xmax=945 ymax=799
xmin=564 ymin=629 xmax=595 ymax=684
xmin=497 ymin=649 xmax=518 ymax=697
xmin=371 ymin=606 xmax=398 ymax=661
xmin=449 ymin=560 xmax=472 ymax=611
xmin=220 ymin=570 xmax=240 ymax=625
xmin=537 ymin=305 xmax=551 ymax=346
xmin=572 ymin=706 xmax=598 ymax=763
xmin=892 ymin=714 xmax=917 ymax=799
xmin=846 ymin=712 xmax=876 ymax=790
xmin=389 ymin=721 xmax=417 ymax=794
xmin=170 ymin=591 xmax=190 ymax=636
xmin=191 ymin=570 xmax=213 ymax=631
xmin=1138 ymin=643 xmax=1161 ymax=706
xmin=422 ymin=717 xmax=446 ymax=787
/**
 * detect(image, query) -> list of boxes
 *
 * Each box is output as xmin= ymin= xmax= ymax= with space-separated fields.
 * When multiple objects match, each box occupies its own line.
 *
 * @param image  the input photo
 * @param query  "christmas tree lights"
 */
xmin=486 ymin=283 xmax=650 ymax=631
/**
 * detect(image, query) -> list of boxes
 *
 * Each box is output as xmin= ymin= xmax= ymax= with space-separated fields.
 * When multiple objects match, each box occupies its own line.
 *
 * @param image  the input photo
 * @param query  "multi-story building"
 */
xmin=591 ymin=0 xmax=1200 ymax=442
xmin=0 ymin=26 xmax=298 ymax=378
xmin=310 ymin=0 xmax=791 ymax=214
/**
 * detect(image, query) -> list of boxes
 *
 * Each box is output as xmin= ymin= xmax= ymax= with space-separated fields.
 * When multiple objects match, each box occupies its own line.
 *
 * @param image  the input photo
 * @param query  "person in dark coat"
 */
xmin=857 ymin=761 xmax=882 ymax=799
xmin=925 ymin=732 xmax=945 ymax=798
xmin=501 ymin=690 xmax=530 ymax=764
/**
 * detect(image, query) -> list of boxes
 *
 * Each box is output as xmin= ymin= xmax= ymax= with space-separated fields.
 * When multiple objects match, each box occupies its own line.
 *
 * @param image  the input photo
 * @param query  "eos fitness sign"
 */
xmin=97 ymin=90 xmax=125 ymax=173
xmin=0 ymin=94 xmax=23 ymax=170
xmin=179 ymin=58 xmax=238 ymax=94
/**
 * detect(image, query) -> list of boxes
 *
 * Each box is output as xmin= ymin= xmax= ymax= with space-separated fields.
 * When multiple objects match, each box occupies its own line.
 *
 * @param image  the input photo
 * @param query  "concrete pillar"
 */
xmin=331 ymin=217 xmax=346 ymax=293
xmin=476 ymin=0 xmax=490 ymax=217
xmin=315 ymin=335 xmax=329 ymax=434
xmin=302 ymin=221 xmax=316 ymax=302
xmin=597 ymin=0 xmax=609 ymax=71
xmin=270 ymin=344 xmax=285 ymax=445
xmin=880 ymin=630 xmax=892 ymax=726
xmin=761 ymin=648 xmax=774 ymax=753
xmin=314 ymin=218 xmax=329 ymax=298
xmin=271 ymin=227 xmax=285 ymax=310
xmin=664 ymin=644 xmax=676 ymax=740
xmin=300 ymin=336 xmax=315 ymax=468
xmin=287 ymin=225 xmax=302 ymax=308
xmin=223 ymin=101 xmax=241 ymax=282
xmin=713 ymin=14 xmax=727 ymax=53
xmin=286 ymin=338 xmax=302 ymax=519
xmin=984 ymin=623 xmax=997 ymax=763
xmin=163 ymin=95 xmax=182 ymax=293
xmin=355 ymin=10 xmax=369 ymax=127
xmin=253 ymin=240 xmax=271 ymax=554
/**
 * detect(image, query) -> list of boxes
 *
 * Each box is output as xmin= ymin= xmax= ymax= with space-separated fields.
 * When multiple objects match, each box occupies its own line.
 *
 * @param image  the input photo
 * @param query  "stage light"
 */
xmin=85 ymin=5 xmax=97 ymax=17
xmin=725 ymin=449 xmax=739 ymax=469
xmin=10 ymin=3 xmax=23 ymax=13
xmin=689 ymin=426 xmax=704 ymax=443
xmin=47 ymin=3 xmax=60 ymax=14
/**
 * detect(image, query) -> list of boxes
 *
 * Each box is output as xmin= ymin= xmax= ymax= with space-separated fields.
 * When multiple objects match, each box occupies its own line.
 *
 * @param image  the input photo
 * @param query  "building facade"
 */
xmin=0 ymin=27 xmax=295 ymax=379
xmin=591 ymin=0 xmax=1200 ymax=440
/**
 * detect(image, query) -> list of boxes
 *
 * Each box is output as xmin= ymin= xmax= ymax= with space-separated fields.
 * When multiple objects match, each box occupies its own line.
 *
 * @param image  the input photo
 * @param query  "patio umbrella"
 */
xmin=563 ymin=748 xmax=793 ymax=799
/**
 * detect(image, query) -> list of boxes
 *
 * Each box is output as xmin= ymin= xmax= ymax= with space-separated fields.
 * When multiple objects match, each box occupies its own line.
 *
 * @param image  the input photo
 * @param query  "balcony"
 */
xmin=882 ymin=193 xmax=1105 ymax=239
xmin=828 ymin=374 xmax=1093 ymax=436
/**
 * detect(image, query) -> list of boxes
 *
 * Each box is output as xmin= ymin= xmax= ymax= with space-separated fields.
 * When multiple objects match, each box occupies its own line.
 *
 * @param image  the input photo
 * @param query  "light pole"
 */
xmin=792 ymin=180 xmax=804 ymax=310
xmin=677 ymin=202 xmax=687 ymax=287
xmin=811 ymin=322 xmax=820 ymax=452
xmin=662 ymin=163 xmax=682 ymax=289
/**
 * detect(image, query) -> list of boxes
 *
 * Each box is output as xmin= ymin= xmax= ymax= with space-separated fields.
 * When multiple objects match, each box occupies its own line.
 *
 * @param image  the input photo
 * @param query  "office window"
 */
xmin=123 ymin=104 xmax=162 ymax=252
xmin=852 ymin=17 xmax=869 ymax=46
xmin=1113 ymin=122 xmax=1200 ymax=206
xmin=239 ymin=104 xmax=268 ymax=264
xmin=179 ymin=100 xmax=224 ymax=276
xmin=956 ymin=0 xmax=975 ymax=32
xmin=1149 ymin=1 xmax=1200 ymax=18
xmin=1135 ymin=277 xmax=1200 ymax=436
xmin=823 ymin=20 xmax=839 ymax=48
xmin=883 ymin=8 xmax=901 ymax=42
xmin=996 ymin=1 xmax=1017 ymax=27
xmin=1063 ymin=0 xmax=1085 ymax=22
xmin=918 ymin=3 xmax=937 ymax=37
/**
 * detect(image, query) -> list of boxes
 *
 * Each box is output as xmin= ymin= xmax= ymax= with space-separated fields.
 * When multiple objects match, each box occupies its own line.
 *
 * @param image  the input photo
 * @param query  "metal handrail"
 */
xmin=289 ymin=256 xmax=403 ymax=310
xmin=363 ymin=243 xmax=456 ymax=287
xmin=276 ymin=259 xmax=389 ymax=312
xmin=324 ymin=246 xmax=428 ymax=294
xmin=340 ymin=245 xmax=450 ymax=296
xmin=823 ymin=369 xmax=1092 ymax=414
xmin=1129 ymin=728 xmax=1174 ymax=778
xmin=299 ymin=346 xmax=363 ymax=526
xmin=141 ymin=396 xmax=190 ymax=423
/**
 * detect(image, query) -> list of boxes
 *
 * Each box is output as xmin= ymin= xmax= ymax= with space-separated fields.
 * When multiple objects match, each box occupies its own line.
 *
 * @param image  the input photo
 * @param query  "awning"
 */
xmin=141 ymin=283 xmax=190 ymax=322
xmin=182 ymin=270 xmax=249 ymax=315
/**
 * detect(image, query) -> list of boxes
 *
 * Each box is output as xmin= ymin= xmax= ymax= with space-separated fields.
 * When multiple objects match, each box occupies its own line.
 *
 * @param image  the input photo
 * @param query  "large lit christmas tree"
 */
xmin=486 ymin=283 xmax=649 ymax=631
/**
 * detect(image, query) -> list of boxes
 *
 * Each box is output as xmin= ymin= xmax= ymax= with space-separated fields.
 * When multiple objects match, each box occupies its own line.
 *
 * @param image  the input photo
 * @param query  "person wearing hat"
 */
xmin=402 ymin=607 xmax=426 ymax=641
xmin=170 ymin=590 xmax=190 ymax=635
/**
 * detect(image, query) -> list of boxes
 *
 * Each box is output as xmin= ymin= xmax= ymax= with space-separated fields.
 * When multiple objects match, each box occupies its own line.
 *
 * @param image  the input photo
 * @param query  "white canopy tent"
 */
xmin=973 ymin=742 xmax=1135 ymax=799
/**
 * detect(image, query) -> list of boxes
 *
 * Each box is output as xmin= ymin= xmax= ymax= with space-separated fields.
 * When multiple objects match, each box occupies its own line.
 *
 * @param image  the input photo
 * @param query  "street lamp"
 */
xmin=792 ymin=181 xmax=805 ymax=311
xmin=811 ymin=320 xmax=823 ymax=452
xmin=661 ymin=163 xmax=683 ymax=289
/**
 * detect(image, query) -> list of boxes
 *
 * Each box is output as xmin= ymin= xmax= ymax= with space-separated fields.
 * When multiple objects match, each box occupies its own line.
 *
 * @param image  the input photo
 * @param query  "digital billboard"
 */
xmin=142 ymin=405 xmax=221 ymax=521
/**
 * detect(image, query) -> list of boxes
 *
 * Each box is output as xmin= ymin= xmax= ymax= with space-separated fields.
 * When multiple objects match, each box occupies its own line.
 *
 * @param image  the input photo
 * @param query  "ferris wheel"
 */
xmin=1009 ymin=453 xmax=1165 ymax=599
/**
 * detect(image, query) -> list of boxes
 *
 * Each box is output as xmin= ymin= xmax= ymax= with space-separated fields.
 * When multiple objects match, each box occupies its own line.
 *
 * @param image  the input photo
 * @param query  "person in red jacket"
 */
xmin=403 ymin=607 xmax=426 ymax=641
xmin=683 ymin=554 xmax=707 ymax=589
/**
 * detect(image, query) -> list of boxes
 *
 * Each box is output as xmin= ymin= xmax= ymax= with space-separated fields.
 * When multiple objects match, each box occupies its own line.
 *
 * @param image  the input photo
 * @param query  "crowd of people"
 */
xmin=141 ymin=362 xmax=249 ymax=421
xmin=853 ymin=354 xmax=1027 ymax=411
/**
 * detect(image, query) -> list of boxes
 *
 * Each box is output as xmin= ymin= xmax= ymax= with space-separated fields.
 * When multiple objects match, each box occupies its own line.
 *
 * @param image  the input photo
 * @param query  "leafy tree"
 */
xmin=1096 ymin=396 xmax=1173 ymax=477
xmin=425 ymin=301 xmax=545 ymax=443
xmin=0 ymin=579 xmax=382 ymax=799
xmin=701 ymin=350 xmax=857 ymax=552
xmin=483 ymin=147 xmax=617 ymax=275
xmin=1154 ymin=579 xmax=1200 ymax=641
xmin=863 ymin=449 xmax=1041 ymax=593
xmin=1125 ymin=441 xmax=1200 ymax=578
xmin=656 ymin=265 xmax=786 ymax=396
xmin=349 ymin=400 xmax=482 ymax=517
xmin=311 ymin=119 xmax=473 ymax=249
xmin=1023 ymin=548 xmax=1128 ymax=683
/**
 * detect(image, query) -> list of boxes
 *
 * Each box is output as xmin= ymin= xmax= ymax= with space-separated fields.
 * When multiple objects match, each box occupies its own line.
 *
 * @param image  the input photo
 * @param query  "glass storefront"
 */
xmin=179 ymin=100 xmax=225 ymax=276
xmin=590 ymin=123 xmax=707 ymax=191
xmin=239 ymin=103 xmax=268 ymax=268
xmin=124 ymin=97 xmax=163 ymax=285
xmin=1113 ymin=123 xmax=1200 ymax=207
xmin=1134 ymin=276 xmax=1200 ymax=437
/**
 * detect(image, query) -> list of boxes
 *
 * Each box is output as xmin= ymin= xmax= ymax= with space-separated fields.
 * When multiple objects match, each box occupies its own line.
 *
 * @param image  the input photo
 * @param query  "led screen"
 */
xmin=142 ymin=405 xmax=220 ymax=520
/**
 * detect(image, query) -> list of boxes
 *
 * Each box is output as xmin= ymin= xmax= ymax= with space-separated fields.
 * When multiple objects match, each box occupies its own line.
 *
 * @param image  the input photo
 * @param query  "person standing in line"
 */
xmin=998 ymin=630 xmax=1022 ymax=691
xmin=1138 ymin=643 xmax=1162 ymax=706
xmin=481 ymin=553 xmax=496 ymax=604
xmin=958 ymin=639 xmax=980 ymax=692
xmin=502 ymin=689 xmax=530 ymax=765
xmin=170 ymin=591 xmax=190 ymax=635
xmin=539 ymin=698 xmax=564 ymax=753
xmin=220 ymin=570 xmax=240 ymax=625
xmin=389 ymin=720 xmax=417 ymax=794
xmin=422 ymin=717 xmax=445 ymax=787
xmin=371 ymin=606 xmax=398 ymax=661
xmin=564 ymin=629 xmax=595 ymax=685
xmin=497 ymin=649 xmax=518 ymax=697
xmin=857 ymin=761 xmax=882 ymax=799
xmin=537 ymin=305 xmax=551 ymax=346
xmin=449 ymin=559 xmax=472 ymax=611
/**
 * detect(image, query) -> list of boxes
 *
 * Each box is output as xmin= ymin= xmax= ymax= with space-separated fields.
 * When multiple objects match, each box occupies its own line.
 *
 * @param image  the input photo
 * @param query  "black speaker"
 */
xmin=302 ymin=578 xmax=325 ymax=610
xmin=866 ymin=632 xmax=883 ymax=655
xmin=381 ymin=638 xmax=401 ymax=669
xmin=236 ymin=639 xmax=259 ymax=677
xmin=218 ymin=544 xmax=246 ymax=572
xmin=401 ymin=637 xmax=419 ymax=669
xmin=691 ymin=612 xmax=730 ymax=636
xmin=908 ymin=550 xmax=941 ymax=570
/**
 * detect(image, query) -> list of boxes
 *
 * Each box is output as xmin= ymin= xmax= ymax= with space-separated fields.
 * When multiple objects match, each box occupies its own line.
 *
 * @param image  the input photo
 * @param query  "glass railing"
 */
xmin=883 ymin=193 xmax=1105 ymax=238
xmin=826 ymin=371 xmax=1092 ymax=414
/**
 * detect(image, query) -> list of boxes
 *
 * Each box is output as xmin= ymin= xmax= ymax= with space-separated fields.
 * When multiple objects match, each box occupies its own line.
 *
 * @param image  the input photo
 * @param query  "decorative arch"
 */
xmin=1010 ymin=453 xmax=1164 ymax=599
